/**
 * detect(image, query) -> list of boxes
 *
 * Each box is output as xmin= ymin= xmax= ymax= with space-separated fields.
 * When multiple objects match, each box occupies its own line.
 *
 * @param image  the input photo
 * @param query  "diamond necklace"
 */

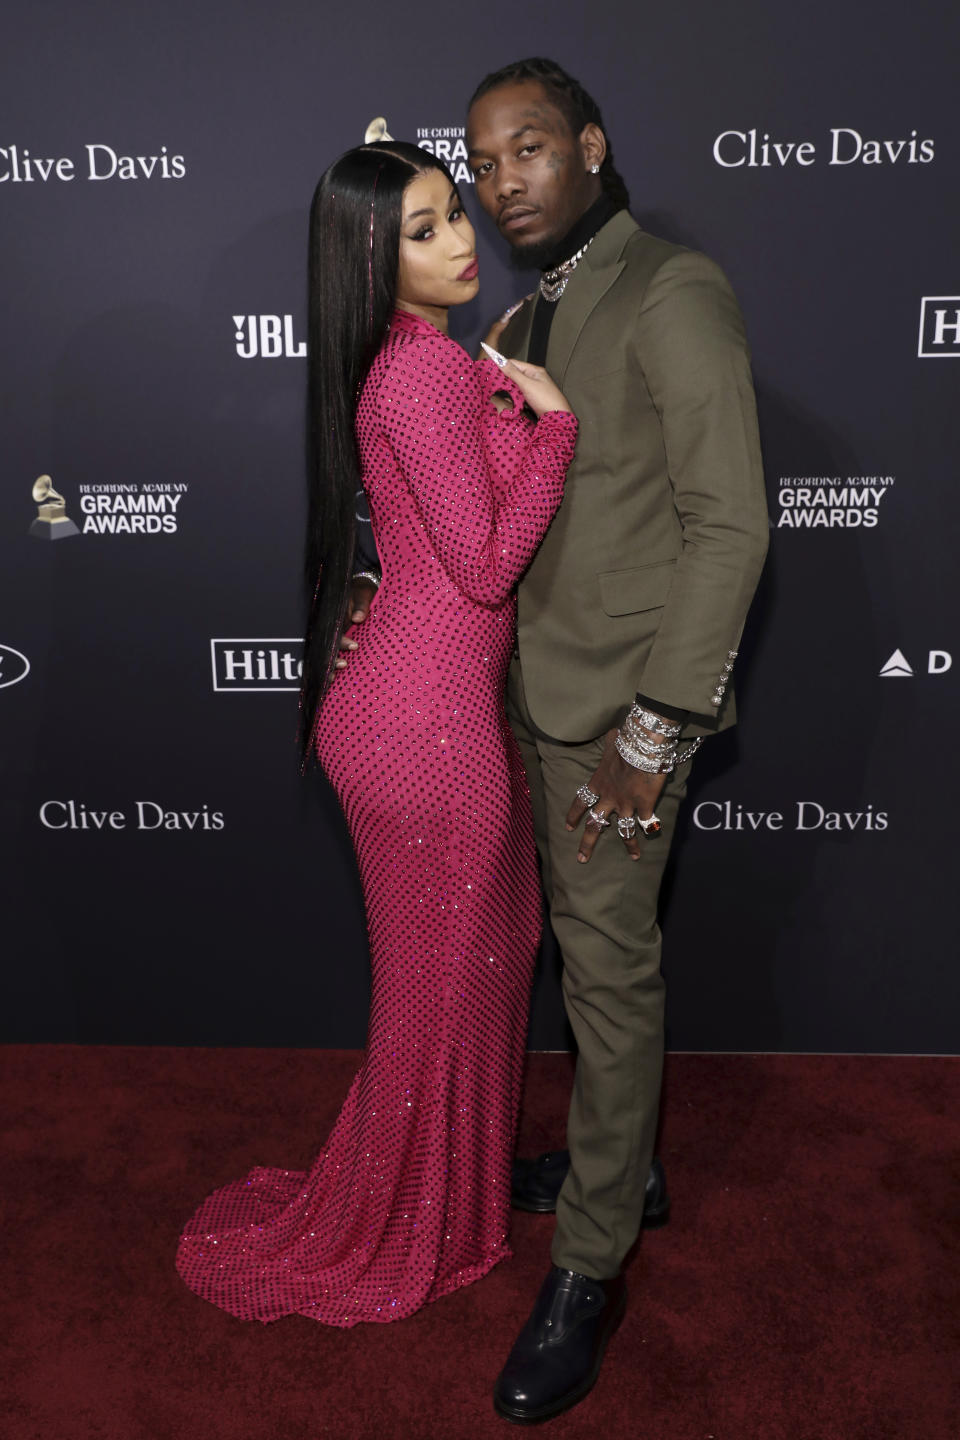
xmin=539 ymin=235 xmax=596 ymax=303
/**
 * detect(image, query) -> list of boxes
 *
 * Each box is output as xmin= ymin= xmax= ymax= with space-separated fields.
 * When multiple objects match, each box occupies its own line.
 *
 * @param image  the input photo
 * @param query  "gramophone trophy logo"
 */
xmin=28 ymin=474 xmax=80 ymax=540
xmin=364 ymin=118 xmax=394 ymax=143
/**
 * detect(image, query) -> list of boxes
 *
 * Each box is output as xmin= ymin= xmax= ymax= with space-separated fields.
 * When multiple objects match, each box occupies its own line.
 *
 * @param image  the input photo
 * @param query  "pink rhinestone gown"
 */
xmin=176 ymin=309 xmax=577 ymax=1326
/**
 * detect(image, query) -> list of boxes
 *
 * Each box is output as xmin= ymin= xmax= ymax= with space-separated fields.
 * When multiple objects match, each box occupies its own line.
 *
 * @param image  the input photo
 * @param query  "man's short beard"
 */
xmin=508 ymin=235 xmax=560 ymax=272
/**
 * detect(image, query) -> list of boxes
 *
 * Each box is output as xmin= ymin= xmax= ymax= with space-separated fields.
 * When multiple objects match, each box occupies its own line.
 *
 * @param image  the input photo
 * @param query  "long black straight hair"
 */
xmin=300 ymin=140 xmax=453 ymax=768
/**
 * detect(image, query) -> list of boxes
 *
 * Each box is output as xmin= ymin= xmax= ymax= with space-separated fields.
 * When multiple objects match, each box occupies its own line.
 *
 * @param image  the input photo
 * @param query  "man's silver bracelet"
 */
xmin=628 ymin=703 xmax=681 ymax=739
xmin=615 ymin=732 xmax=673 ymax=773
xmin=615 ymin=701 xmax=705 ymax=774
xmin=622 ymin=728 xmax=677 ymax=759
xmin=615 ymin=730 xmax=704 ymax=773
xmin=617 ymin=701 xmax=680 ymax=772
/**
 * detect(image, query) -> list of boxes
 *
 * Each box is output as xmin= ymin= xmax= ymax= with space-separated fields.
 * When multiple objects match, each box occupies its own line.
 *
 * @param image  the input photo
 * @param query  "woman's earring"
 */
xmin=590 ymin=163 xmax=600 ymax=174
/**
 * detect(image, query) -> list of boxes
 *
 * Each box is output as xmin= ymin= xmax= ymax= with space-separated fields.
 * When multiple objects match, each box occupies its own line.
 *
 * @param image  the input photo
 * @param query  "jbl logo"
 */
xmin=233 ymin=315 xmax=306 ymax=359
xmin=918 ymin=297 xmax=960 ymax=358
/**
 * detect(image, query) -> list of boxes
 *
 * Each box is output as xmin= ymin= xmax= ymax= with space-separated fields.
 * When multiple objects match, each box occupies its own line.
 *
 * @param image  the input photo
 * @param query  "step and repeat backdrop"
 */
xmin=2 ymin=1 xmax=957 ymax=1052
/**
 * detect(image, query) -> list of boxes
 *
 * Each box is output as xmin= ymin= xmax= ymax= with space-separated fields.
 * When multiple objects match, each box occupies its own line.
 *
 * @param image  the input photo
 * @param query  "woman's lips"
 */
xmin=458 ymin=258 xmax=479 ymax=281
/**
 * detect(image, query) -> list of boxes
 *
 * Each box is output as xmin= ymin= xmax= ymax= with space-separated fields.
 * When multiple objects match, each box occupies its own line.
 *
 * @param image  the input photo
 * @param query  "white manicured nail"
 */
xmin=480 ymin=341 xmax=509 ymax=369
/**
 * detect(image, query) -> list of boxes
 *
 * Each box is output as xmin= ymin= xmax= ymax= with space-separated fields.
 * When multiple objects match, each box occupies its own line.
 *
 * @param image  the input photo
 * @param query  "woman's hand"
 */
xmin=479 ymin=297 xmax=571 ymax=416
xmin=500 ymin=358 xmax=573 ymax=417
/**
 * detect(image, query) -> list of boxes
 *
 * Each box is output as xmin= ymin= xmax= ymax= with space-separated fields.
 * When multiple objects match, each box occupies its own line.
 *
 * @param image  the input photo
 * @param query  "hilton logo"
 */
xmin=918 ymin=298 xmax=960 ymax=358
xmin=211 ymin=639 xmax=303 ymax=692
xmin=233 ymin=315 xmax=306 ymax=359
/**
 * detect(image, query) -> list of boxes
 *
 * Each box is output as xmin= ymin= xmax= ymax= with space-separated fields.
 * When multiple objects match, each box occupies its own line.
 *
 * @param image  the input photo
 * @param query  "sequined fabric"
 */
xmin=176 ymin=309 xmax=577 ymax=1326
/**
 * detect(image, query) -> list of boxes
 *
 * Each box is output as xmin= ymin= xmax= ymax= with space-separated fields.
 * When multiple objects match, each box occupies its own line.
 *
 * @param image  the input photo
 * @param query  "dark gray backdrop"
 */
xmin=2 ymin=0 xmax=957 ymax=1053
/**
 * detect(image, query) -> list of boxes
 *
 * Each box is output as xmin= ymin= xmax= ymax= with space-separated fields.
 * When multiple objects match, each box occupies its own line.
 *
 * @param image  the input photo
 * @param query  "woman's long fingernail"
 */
xmin=481 ymin=341 xmax=509 ymax=369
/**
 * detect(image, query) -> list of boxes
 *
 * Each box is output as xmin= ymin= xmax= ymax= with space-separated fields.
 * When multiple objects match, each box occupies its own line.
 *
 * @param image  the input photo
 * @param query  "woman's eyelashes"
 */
xmin=409 ymin=206 xmax=464 ymax=242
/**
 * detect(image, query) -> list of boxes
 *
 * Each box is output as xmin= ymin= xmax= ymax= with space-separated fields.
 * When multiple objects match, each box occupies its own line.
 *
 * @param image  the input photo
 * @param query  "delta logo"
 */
xmin=879 ymin=649 xmax=952 ymax=678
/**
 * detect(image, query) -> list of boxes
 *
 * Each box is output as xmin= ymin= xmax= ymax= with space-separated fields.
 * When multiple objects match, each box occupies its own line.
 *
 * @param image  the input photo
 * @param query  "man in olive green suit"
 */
xmin=465 ymin=60 xmax=769 ymax=1422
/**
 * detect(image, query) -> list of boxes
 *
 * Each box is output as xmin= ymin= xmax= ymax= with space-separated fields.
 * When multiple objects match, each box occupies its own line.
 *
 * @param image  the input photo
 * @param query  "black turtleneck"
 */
xmin=526 ymin=193 xmax=621 ymax=366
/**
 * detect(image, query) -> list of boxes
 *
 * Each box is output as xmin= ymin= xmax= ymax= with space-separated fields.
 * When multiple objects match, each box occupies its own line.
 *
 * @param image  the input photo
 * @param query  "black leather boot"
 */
xmin=511 ymin=1151 xmax=670 ymax=1228
xmin=493 ymin=1266 xmax=626 ymax=1423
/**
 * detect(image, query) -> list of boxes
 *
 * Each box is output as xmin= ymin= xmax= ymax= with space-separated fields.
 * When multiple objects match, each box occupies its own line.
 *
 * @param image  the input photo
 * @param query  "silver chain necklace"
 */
xmin=539 ymin=236 xmax=595 ymax=303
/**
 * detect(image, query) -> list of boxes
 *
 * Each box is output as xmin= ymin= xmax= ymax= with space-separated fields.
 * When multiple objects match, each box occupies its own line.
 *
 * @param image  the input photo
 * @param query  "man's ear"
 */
xmin=580 ymin=123 xmax=607 ymax=172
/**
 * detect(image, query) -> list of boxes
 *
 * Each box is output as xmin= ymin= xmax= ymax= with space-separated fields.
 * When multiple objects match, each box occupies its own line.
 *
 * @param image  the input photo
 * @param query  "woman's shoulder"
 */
xmin=385 ymin=313 xmax=469 ymax=364
xmin=370 ymin=318 xmax=478 ymax=402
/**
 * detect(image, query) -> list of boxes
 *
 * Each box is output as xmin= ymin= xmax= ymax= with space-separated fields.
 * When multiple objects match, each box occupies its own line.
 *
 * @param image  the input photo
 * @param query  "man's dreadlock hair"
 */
xmin=469 ymin=57 xmax=630 ymax=210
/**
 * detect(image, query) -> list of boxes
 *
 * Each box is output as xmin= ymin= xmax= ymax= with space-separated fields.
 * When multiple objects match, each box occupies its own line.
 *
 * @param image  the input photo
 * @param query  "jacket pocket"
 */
xmin=598 ymin=559 xmax=677 ymax=616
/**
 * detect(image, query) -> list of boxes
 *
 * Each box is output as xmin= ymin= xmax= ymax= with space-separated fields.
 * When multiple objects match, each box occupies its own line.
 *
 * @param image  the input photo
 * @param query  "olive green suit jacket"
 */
xmin=501 ymin=210 xmax=768 ymax=743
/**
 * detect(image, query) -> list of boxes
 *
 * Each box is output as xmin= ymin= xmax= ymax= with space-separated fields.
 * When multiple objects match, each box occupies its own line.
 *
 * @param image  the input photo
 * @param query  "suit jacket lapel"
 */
xmin=546 ymin=210 xmax=638 ymax=382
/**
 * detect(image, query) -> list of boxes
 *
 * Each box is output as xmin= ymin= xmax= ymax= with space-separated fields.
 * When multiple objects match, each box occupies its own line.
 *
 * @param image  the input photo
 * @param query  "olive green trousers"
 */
xmin=507 ymin=657 xmax=691 ymax=1279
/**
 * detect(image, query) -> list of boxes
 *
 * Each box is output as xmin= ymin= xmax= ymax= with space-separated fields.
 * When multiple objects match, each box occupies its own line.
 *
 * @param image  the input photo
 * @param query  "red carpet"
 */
xmin=2 ymin=1047 xmax=958 ymax=1440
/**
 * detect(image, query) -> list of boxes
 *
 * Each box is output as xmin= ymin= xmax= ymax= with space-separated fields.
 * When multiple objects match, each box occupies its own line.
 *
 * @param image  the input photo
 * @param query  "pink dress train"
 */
xmin=176 ymin=308 xmax=577 ymax=1326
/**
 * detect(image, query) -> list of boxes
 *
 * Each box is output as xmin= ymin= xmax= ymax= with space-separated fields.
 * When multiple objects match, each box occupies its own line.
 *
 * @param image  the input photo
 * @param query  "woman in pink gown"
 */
xmin=176 ymin=143 xmax=577 ymax=1326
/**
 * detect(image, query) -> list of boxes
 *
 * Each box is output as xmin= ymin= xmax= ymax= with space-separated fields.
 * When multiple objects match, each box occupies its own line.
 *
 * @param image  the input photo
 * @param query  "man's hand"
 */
xmin=335 ymin=578 xmax=377 ymax=669
xmin=566 ymin=729 xmax=668 ymax=863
